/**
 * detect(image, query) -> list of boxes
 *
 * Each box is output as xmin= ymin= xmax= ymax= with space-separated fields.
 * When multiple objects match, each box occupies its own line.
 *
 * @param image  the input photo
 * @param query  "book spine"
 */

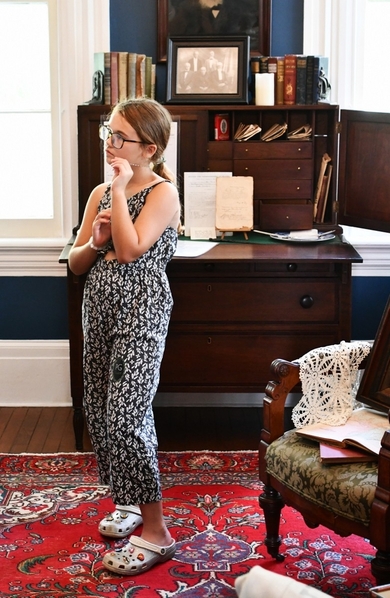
xmin=283 ymin=54 xmax=297 ymax=105
xmin=150 ymin=63 xmax=156 ymax=99
xmin=296 ymin=55 xmax=307 ymax=105
xmin=102 ymin=52 xmax=111 ymax=106
xmin=275 ymin=57 xmax=284 ymax=105
xmin=267 ymin=56 xmax=278 ymax=101
xmin=127 ymin=53 xmax=137 ymax=99
xmin=312 ymin=55 xmax=320 ymax=104
xmin=260 ymin=56 xmax=269 ymax=73
xmin=144 ymin=56 xmax=152 ymax=98
xmin=136 ymin=54 xmax=146 ymax=98
xmin=118 ymin=52 xmax=128 ymax=102
xmin=305 ymin=55 xmax=314 ymax=104
xmin=110 ymin=52 xmax=119 ymax=105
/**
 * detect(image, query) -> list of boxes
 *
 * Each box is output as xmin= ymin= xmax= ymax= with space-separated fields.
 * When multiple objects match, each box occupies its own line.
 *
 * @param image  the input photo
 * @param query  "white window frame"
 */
xmin=303 ymin=0 xmax=390 ymax=277
xmin=0 ymin=0 xmax=109 ymax=276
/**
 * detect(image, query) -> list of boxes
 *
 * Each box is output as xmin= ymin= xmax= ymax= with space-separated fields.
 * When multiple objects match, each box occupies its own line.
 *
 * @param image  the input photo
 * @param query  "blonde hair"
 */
xmin=112 ymin=98 xmax=175 ymax=183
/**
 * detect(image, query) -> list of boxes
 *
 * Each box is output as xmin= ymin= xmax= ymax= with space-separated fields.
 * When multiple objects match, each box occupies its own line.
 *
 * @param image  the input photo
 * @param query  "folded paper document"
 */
xmin=287 ymin=124 xmax=312 ymax=141
xmin=261 ymin=122 xmax=287 ymax=142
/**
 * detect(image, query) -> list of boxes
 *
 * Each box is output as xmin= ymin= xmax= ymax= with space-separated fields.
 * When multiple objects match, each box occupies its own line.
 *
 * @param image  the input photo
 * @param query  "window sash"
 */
xmin=0 ymin=0 xmax=109 ymax=240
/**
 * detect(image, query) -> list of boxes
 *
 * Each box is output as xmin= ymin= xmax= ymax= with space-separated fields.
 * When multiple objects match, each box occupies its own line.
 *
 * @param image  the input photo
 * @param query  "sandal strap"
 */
xmin=129 ymin=534 xmax=175 ymax=556
xmin=116 ymin=505 xmax=141 ymax=516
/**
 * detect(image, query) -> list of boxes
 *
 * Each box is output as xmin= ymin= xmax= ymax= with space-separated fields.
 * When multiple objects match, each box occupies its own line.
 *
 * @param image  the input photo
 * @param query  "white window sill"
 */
xmin=0 ymin=238 xmax=70 ymax=277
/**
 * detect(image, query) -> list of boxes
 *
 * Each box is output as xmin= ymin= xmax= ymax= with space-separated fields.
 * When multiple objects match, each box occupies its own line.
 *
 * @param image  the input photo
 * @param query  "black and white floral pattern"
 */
xmin=82 ymin=182 xmax=177 ymax=505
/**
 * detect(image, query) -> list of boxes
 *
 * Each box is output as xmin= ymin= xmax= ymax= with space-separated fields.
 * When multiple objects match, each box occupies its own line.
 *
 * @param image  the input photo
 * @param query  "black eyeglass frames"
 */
xmin=99 ymin=124 xmax=143 ymax=149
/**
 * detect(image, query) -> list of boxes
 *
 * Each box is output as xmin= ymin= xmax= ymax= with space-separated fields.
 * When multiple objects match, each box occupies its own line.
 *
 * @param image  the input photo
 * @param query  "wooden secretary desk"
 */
xmin=61 ymin=103 xmax=390 ymax=450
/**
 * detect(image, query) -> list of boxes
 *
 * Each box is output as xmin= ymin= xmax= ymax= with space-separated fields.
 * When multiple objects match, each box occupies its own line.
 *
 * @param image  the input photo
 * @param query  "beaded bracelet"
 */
xmin=89 ymin=236 xmax=105 ymax=251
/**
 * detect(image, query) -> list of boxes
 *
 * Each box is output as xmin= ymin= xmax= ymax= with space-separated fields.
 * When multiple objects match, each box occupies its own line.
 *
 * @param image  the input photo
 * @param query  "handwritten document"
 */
xmin=184 ymin=172 xmax=232 ymax=237
xmin=216 ymin=176 xmax=254 ymax=232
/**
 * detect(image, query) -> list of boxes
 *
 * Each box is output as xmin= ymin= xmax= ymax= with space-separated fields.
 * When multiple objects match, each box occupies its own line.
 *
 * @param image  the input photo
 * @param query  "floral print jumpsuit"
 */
xmin=82 ymin=181 xmax=177 ymax=506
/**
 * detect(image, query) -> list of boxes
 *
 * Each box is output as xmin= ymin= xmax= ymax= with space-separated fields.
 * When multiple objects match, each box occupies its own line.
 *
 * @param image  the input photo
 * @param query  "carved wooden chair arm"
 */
xmin=261 ymin=359 xmax=300 ymax=445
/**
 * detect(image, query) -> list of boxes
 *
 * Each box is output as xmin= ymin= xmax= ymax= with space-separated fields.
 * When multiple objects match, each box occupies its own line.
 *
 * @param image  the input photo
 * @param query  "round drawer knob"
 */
xmin=297 ymin=166 xmax=301 ymax=170
xmin=300 ymin=295 xmax=314 ymax=308
xmin=287 ymin=263 xmax=297 ymax=272
xmin=296 ymin=186 xmax=300 ymax=190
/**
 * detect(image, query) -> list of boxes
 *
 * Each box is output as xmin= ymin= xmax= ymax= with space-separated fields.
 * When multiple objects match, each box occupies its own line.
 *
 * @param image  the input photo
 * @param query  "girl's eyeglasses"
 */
xmin=99 ymin=124 xmax=143 ymax=149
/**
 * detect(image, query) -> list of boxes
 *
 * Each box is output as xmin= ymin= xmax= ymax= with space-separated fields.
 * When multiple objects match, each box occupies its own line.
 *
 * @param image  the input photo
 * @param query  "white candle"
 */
xmin=255 ymin=73 xmax=275 ymax=106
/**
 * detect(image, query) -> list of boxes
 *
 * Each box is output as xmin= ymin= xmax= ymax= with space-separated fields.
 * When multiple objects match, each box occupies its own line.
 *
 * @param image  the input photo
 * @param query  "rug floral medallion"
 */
xmin=0 ymin=451 xmax=376 ymax=597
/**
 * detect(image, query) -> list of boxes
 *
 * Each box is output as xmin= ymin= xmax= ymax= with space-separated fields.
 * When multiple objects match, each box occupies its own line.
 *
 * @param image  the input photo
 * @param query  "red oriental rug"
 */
xmin=0 ymin=451 xmax=377 ymax=597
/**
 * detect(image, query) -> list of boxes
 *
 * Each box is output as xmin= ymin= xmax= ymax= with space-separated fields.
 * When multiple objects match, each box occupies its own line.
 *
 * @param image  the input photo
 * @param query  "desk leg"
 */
xmin=73 ymin=407 xmax=85 ymax=451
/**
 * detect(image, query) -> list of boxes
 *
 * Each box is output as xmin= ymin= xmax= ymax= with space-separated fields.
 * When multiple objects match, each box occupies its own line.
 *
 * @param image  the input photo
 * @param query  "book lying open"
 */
xmin=296 ymin=408 xmax=389 ymax=456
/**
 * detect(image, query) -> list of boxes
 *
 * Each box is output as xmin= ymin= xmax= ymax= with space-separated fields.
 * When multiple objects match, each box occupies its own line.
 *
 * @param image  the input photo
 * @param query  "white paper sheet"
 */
xmin=184 ymin=171 xmax=232 ymax=237
xmin=174 ymin=240 xmax=218 ymax=257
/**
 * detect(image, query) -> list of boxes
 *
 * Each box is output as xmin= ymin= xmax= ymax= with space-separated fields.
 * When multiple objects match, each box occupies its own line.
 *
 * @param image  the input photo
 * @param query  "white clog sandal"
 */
xmin=103 ymin=535 xmax=176 ymax=575
xmin=98 ymin=505 xmax=142 ymax=538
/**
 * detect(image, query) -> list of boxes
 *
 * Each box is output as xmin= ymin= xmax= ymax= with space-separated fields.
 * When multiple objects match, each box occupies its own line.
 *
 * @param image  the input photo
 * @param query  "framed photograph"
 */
xmin=166 ymin=36 xmax=250 ymax=104
xmin=157 ymin=0 xmax=271 ymax=63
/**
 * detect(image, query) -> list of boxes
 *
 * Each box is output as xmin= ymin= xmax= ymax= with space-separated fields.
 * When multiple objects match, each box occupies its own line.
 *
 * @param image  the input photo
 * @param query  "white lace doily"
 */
xmin=291 ymin=340 xmax=372 ymax=429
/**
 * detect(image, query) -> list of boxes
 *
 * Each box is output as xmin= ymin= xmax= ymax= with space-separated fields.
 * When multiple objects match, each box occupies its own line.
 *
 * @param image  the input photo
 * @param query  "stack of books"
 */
xmin=93 ymin=52 xmax=155 ymax=106
xmin=251 ymin=54 xmax=330 ymax=106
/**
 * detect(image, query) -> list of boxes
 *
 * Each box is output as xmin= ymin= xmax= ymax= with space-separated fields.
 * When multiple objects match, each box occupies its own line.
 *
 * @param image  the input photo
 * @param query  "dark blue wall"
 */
xmin=352 ymin=277 xmax=390 ymax=340
xmin=0 ymin=277 xmax=68 ymax=339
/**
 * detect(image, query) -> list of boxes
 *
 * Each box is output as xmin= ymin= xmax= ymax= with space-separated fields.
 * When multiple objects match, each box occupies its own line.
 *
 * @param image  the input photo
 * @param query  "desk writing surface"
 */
xmin=172 ymin=234 xmax=362 ymax=264
xmin=59 ymin=233 xmax=362 ymax=265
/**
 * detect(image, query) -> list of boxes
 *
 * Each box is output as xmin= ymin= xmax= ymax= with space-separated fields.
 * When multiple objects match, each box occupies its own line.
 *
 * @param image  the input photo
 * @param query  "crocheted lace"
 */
xmin=292 ymin=340 xmax=372 ymax=429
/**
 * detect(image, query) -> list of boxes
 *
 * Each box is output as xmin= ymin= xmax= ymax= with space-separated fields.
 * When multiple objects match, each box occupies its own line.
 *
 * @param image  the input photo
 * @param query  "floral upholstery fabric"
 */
xmin=265 ymin=430 xmax=378 ymax=526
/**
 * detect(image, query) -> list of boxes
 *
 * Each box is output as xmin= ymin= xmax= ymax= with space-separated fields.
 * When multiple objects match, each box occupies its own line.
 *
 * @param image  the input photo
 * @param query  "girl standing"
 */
xmin=69 ymin=98 xmax=180 ymax=575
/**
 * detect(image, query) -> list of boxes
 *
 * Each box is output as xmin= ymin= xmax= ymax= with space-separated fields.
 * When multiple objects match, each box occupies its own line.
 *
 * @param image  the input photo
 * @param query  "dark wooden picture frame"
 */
xmin=157 ymin=0 xmax=271 ymax=63
xmin=357 ymin=296 xmax=390 ymax=414
xmin=166 ymin=36 xmax=249 ymax=104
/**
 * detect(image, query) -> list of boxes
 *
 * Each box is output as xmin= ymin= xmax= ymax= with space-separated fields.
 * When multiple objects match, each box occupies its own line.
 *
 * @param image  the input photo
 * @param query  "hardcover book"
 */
xmin=283 ymin=54 xmax=297 ymax=105
xmin=110 ymin=52 xmax=119 ymax=105
xmin=296 ymin=55 xmax=307 ymax=105
xmin=275 ymin=57 xmax=285 ymax=105
xmin=118 ymin=52 xmax=128 ymax=102
xmin=305 ymin=55 xmax=315 ymax=104
xmin=136 ymin=54 xmax=146 ymax=98
xmin=127 ymin=53 xmax=137 ymax=99
xmin=296 ymin=408 xmax=389 ymax=456
xmin=319 ymin=442 xmax=378 ymax=464
xmin=94 ymin=51 xmax=111 ymax=105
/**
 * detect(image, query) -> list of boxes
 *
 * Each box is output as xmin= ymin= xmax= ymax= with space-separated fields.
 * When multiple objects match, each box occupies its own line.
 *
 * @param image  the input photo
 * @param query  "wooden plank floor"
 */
xmin=0 ymin=406 xmax=267 ymax=453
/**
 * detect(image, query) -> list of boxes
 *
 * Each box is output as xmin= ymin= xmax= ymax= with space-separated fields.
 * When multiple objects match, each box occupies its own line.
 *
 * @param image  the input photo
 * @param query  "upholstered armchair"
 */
xmin=259 ymin=298 xmax=390 ymax=585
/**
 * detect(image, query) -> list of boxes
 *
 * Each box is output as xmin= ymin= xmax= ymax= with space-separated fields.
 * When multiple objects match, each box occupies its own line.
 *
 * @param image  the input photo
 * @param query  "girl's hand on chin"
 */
xmin=111 ymin=157 xmax=133 ymax=190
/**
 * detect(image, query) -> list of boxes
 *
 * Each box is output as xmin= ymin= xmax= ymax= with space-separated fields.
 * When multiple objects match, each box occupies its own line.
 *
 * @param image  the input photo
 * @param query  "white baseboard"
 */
xmin=0 ymin=341 xmax=300 ymax=408
xmin=0 ymin=340 xmax=72 ymax=407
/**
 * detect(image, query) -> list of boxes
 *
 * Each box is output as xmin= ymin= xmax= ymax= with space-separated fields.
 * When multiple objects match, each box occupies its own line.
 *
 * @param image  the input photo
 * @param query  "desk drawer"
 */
xmin=234 ymin=159 xmax=312 ymax=180
xmin=160 ymin=331 xmax=339 ymax=388
xmin=233 ymin=141 xmax=313 ymax=160
xmin=254 ymin=178 xmax=312 ymax=200
xmin=170 ymin=280 xmax=338 ymax=323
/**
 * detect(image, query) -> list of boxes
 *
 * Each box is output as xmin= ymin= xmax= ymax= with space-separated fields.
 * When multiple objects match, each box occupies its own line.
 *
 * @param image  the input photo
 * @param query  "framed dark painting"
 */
xmin=166 ymin=36 xmax=249 ymax=104
xmin=157 ymin=0 xmax=271 ymax=62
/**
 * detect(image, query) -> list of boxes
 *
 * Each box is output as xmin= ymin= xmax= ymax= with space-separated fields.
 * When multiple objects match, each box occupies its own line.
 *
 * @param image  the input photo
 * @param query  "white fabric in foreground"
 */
xmin=234 ymin=566 xmax=327 ymax=598
xmin=292 ymin=341 xmax=372 ymax=428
